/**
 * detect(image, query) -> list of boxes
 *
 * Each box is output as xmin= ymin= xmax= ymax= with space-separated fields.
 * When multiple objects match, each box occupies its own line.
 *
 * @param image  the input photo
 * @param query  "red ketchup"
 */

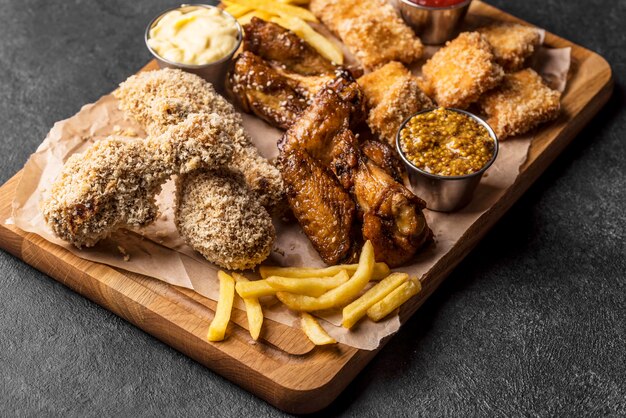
xmin=413 ymin=0 xmax=467 ymax=6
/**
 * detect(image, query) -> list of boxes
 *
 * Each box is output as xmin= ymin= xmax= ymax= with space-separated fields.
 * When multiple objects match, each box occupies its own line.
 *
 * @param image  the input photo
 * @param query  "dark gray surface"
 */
xmin=1 ymin=0 xmax=624 ymax=416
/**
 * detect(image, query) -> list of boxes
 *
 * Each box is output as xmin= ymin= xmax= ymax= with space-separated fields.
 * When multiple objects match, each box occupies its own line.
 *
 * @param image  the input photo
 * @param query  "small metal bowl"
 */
xmin=396 ymin=108 xmax=498 ymax=212
xmin=398 ymin=0 xmax=472 ymax=45
xmin=145 ymin=4 xmax=242 ymax=91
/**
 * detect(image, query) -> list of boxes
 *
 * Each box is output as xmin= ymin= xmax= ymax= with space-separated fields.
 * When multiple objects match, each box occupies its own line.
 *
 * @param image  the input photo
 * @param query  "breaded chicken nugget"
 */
xmin=477 ymin=68 xmax=561 ymax=139
xmin=358 ymin=62 xmax=433 ymax=146
xmin=477 ymin=22 xmax=542 ymax=71
xmin=176 ymin=170 xmax=275 ymax=270
xmin=310 ymin=0 xmax=423 ymax=69
xmin=42 ymin=114 xmax=233 ymax=248
xmin=419 ymin=32 xmax=504 ymax=109
xmin=115 ymin=69 xmax=284 ymax=213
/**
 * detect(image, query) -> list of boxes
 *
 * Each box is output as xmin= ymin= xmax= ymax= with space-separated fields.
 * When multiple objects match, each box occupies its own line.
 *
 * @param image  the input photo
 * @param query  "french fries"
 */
xmin=270 ymin=16 xmax=343 ymax=64
xmin=207 ymin=271 xmax=236 ymax=342
xmin=222 ymin=1 xmax=253 ymax=17
xmin=266 ymin=270 xmax=349 ymax=297
xmin=367 ymin=278 xmax=422 ymax=322
xmin=342 ymin=273 xmax=408 ymax=329
xmin=276 ymin=241 xmax=375 ymax=311
xmin=235 ymin=278 xmax=276 ymax=299
xmin=224 ymin=0 xmax=318 ymax=22
xmin=238 ymin=10 xmax=275 ymax=25
xmin=233 ymin=273 xmax=263 ymax=340
xmin=259 ymin=262 xmax=390 ymax=281
xmin=301 ymin=313 xmax=336 ymax=345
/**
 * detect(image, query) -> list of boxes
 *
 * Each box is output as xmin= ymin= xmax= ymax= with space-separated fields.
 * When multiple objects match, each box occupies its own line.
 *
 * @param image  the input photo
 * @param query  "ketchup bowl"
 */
xmin=399 ymin=0 xmax=472 ymax=45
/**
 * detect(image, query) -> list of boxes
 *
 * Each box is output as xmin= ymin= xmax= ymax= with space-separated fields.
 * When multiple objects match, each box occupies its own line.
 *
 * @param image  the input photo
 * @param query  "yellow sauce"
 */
xmin=399 ymin=108 xmax=495 ymax=176
xmin=148 ymin=6 xmax=239 ymax=65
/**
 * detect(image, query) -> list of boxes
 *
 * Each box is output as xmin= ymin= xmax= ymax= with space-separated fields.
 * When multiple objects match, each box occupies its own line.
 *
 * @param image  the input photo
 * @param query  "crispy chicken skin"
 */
xmin=309 ymin=0 xmax=423 ymax=69
xmin=477 ymin=68 xmax=561 ymax=139
xmin=176 ymin=170 xmax=275 ymax=270
xmin=358 ymin=62 xmax=434 ymax=146
xmin=281 ymin=148 xmax=358 ymax=264
xmin=115 ymin=68 xmax=283 ymax=213
xmin=360 ymin=139 xmax=406 ymax=184
xmin=477 ymin=22 xmax=542 ymax=71
xmin=42 ymin=114 xmax=233 ymax=248
xmin=280 ymin=88 xmax=431 ymax=266
xmin=419 ymin=32 xmax=504 ymax=109
xmin=243 ymin=17 xmax=337 ymax=75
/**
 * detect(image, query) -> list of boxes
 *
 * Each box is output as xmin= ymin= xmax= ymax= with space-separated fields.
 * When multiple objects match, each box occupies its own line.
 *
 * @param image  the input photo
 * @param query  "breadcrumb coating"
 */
xmin=42 ymin=113 xmax=233 ymax=248
xmin=175 ymin=170 xmax=275 ymax=270
xmin=358 ymin=62 xmax=433 ymax=146
xmin=419 ymin=32 xmax=504 ymax=109
xmin=477 ymin=68 xmax=561 ymax=140
xmin=310 ymin=0 xmax=423 ymax=69
xmin=114 ymin=69 xmax=284 ymax=212
xmin=477 ymin=22 xmax=542 ymax=71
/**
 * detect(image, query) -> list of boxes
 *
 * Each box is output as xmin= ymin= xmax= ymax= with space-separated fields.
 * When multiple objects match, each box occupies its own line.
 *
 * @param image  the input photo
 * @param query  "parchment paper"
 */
xmin=8 ymin=40 xmax=571 ymax=351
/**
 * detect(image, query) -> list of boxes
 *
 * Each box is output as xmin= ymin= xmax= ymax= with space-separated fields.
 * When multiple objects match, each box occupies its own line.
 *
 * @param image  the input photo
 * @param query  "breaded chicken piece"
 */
xmin=477 ymin=22 xmax=542 ymax=71
xmin=115 ymin=69 xmax=284 ymax=213
xmin=310 ymin=0 xmax=423 ymax=70
xmin=358 ymin=62 xmax=433 ymax=146
xmin=42 ymin=114 xmax=233 ymax=248
xmin=419 ymin=32 xmax=504 ymax=109
xmin=477 ymin=68 xmax=561 ymax=139
xmin=176 ymin=170 xmax=275 ymax=270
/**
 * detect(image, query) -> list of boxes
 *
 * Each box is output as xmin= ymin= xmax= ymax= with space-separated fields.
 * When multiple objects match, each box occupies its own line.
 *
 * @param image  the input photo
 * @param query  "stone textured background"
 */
xmin=1 ymin=0 xmax=624 ymax=416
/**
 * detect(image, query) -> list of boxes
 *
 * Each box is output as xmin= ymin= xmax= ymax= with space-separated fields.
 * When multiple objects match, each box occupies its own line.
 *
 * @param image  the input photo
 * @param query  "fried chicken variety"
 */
xmin=114 ymin=69 xmax=281 ymax=270
xmin=280 ymin=87 xmax=431 ymax=267
xmin=477 ymin=22 xmax=542 ymax=71
xmin=358 ymin=62 xmax=434 ymax=147
xmin=176 ymin=170 xmax=275 ymax=270
xmin=309 ymin=0 xmax=423 ymax=70
xmin=42 ymin=113 xmax=233 ymax=248
xmin=477 ymin=68 xmax=561 ymax=139
xmin=419 ymin=32 xmax=504 ymax=109
xmin=115 ymin=68 xmax=284 ymax=213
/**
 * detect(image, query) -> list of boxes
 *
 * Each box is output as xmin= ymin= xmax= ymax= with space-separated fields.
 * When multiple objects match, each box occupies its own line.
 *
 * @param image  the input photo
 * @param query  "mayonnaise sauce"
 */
xmin=148 ymin=7 xmax=239 ymax=65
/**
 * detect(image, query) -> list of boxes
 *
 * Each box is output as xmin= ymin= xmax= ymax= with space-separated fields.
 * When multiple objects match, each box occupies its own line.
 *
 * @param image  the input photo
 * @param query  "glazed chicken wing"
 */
xmin=243 ymin=17 xmax=337 ymax=76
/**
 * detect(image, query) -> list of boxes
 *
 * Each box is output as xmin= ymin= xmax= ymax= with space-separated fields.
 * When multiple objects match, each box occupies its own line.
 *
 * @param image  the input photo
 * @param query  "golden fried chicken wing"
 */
xmin=477 ymin=68 xmax=561 ymax=139
xmin=477 ymin=22 xmax=542 ymax=71
xmin=243 ymin=17 xmax=338 ymax=75
xmin=309 ymin=0 xmax=423 ymax=69
xmin=42 ymin=114 xmax=233 ymax=248
xmin=358 ymin=62 xmax=434 ymax=146
xmin=419 ymin=32 xmax=504 ymax=109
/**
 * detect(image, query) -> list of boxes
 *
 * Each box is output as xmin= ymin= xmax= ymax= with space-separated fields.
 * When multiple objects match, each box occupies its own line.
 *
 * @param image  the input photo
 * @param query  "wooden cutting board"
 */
xmin=0 ymin=1 xmax=612 ymax=414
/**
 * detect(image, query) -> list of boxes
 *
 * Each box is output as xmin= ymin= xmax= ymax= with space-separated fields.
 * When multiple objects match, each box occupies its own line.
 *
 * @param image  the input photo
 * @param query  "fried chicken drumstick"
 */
xmin=42 ymin=113 xmax=233 ymax=248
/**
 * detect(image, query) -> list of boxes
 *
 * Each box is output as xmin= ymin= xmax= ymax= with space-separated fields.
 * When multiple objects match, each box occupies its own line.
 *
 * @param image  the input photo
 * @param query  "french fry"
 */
xmin=232 ymin=273 xmax=263 ymax=341
xmin=367 ymin=278 xmax=422 ymax=322
xmin=225 ymin=0 xmax=318 ymax=22
xmin=270 ymin=16 xmax=343 ymax=64
xmin=222 ymin=2 xmax=253 ymax=17
xmin=276 ymin=241 xmax=375 ymax=311
xmin=266 ymin=270 xmax=350 ymax=297
xmin=277 ymin=0 xmax=310 ymax=5
xmin=259 ymin=262 xmax=390 ymax=281
xmin=207 ymin=271 xmax=236 ymax=342
xmin=237 ymin=9 xmax=275 ymax=25
xmin=235 ymin=279 xmax=276 ymax=299
xmin=342 ymin=273 xmax=409 ymax=329
xmin=301 ymin=313 xmax=336 ymax=345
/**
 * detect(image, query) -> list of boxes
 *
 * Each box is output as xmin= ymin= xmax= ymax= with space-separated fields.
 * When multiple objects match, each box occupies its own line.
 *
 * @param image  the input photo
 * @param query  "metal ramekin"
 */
xmin=396 ymin=108 xmax=499 ymax=212
xmin=398 ymin=0 xmax=472 ymax=45
xmin=145 ymin=4 xmax=242 ymax=91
